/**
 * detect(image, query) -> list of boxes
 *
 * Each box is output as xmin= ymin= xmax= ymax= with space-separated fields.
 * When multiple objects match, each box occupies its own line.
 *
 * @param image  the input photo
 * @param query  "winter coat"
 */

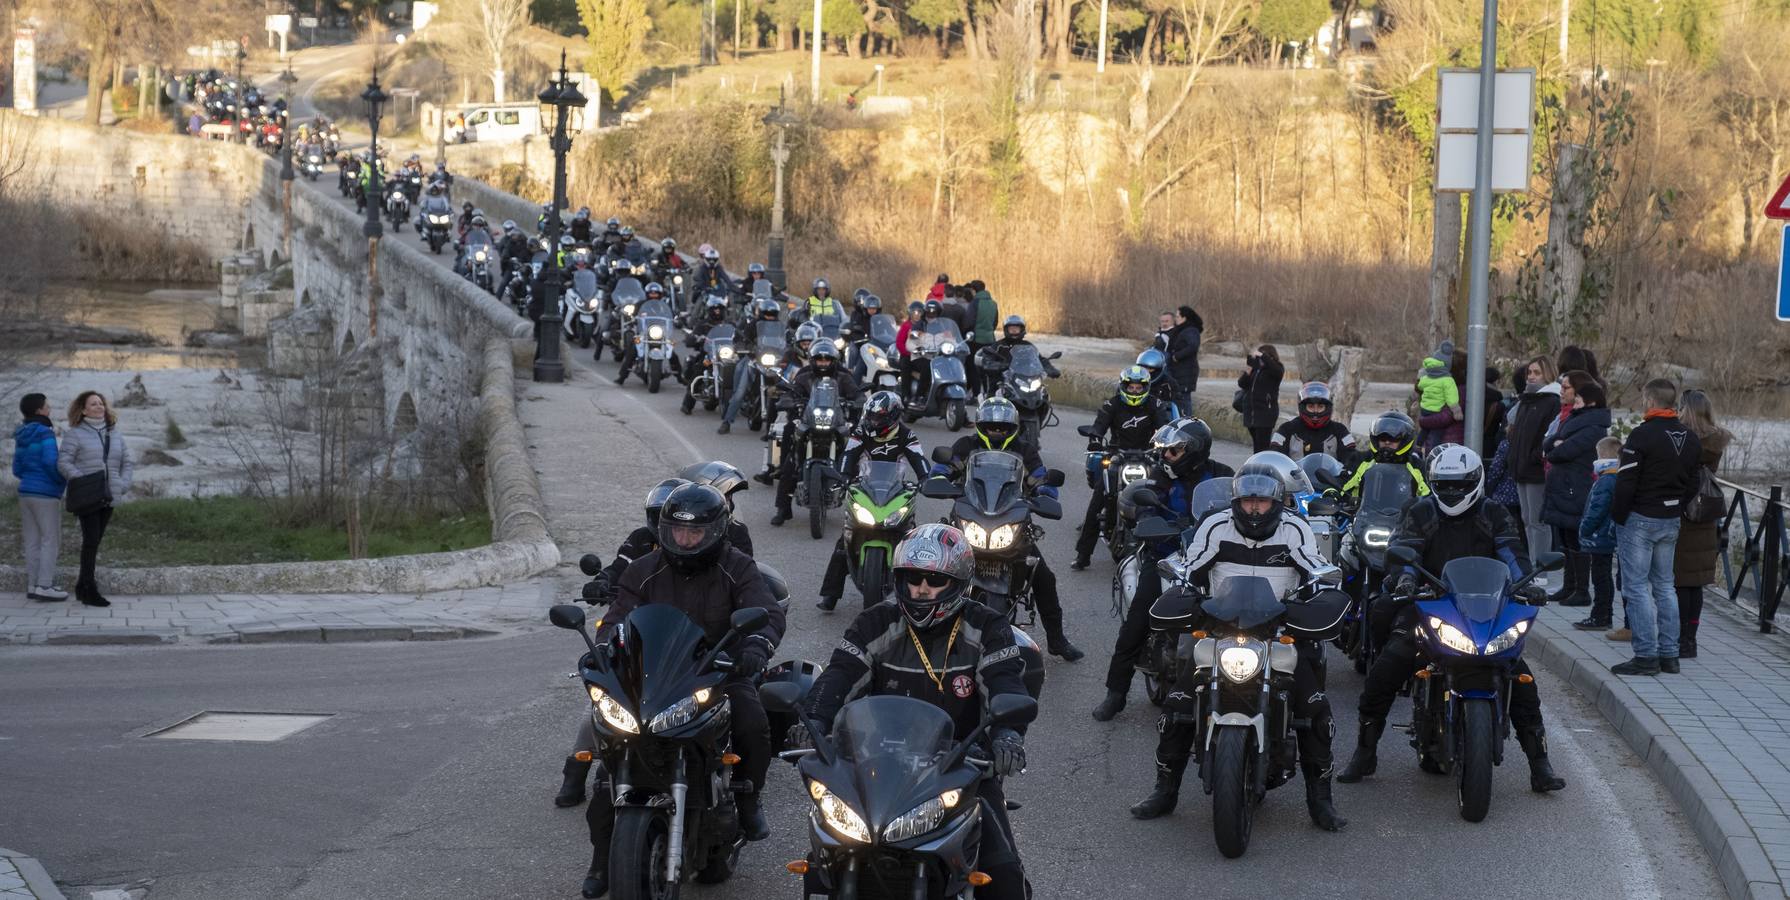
xmin=1165 ymin=323 xmax=1201 ymax=391
xmin=1417 ymin=408 xmax=1465 ymax=447
xmin=57 ymin=420 xmax=133 ymax=500
xmin=1540 ymin=404 xmax=1611 ymax=529
xmin=971 ymin=290 xmax=999 ymax=344
xmin=1506 ymin=383 xmax=1562 ymax=485
xmin=12 ymin=419 xmax=66 ymax=499
xmin=1674 ymin=428 xmax=1731 ymax=587
xmin=1486 ymin=437 xmax=1520 ymax=507
xmin=1236 ymin=355 xmax=1283 ymax=429
xmin=1578 ymin=460 xmax=1620 ymax=555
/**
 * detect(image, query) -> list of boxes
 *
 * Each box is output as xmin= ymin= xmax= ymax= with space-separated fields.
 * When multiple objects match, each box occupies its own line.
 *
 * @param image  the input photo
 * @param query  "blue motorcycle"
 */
xmin=1387 ymin=546 xmax=1563 ymax=822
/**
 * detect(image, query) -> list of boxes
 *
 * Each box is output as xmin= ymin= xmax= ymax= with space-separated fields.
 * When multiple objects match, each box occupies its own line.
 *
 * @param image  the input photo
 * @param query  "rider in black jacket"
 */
xmin=771 ymin=343 xmax=863 ymax=525
xmin=1073 ymin=366 xmax=1175 ymax=570
xmin=816 ymin=392 xmax=928 ymax=611
xmin=797 ymin=524 xmax=1032 ymax=900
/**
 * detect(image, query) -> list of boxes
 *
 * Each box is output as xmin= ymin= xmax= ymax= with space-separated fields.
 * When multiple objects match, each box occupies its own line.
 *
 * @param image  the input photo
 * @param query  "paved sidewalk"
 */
xmin=0 ymin=580 xmax=559 ymax=646
xmin=1529 ymin=597 xmax=1790 ymax=900
xmin=0 ymin=849 xmax=64 ymax=899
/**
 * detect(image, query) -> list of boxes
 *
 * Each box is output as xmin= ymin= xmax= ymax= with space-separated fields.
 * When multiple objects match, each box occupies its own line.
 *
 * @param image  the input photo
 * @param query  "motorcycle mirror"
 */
xmin=549 ymin=604 xmax=587 ymax=630
xmin=1130 ymin=487 xmax=1162 ymax=509
xmin=989 ymin=694 xmax=1039 ymax=728
xmin=1076 ymin=424 xmax=1096 ymax=438
xmin=1044 ymin=469 xmax=1066 ymax=488
xmin=1305 ymin=498 xmax=1339 ymax=517
xmin=760 ymin=681 xmax=802 ymax=715
xmin=1047 ymin=351 xmax=1063 ymax=360
xmin=1029 ymin=495 xmax=1063 ymax=520
xmin=1312 ymin=564 xmax=1345 ymax=586
xmin=731 ymin=607 xmax=770 ymax=634
xmin=929 ymin=446 xmax=954 ymax=466
xmin=1156 ymin=558 xmax=1181 ymax=582
xmin=1133 ymin=516 xmax=1179 ymax=540
xmin=1534 ymin=551 xmax=1566 ymax=572
xmin=920 ymin=477 xmax=963 ymax=500
xmin=578 ymin=553 xmax=605 ymax=576
xmin=1386 ymin=545 xmax=1419 ymax=567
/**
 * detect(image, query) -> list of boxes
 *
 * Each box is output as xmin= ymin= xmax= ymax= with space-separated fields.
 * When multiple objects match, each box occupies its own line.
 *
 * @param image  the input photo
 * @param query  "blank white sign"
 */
xmin=1436 ymin=133 xmax=1533 ymax=192
xmin=1438 ymin=70 xmax=1536 ymax=134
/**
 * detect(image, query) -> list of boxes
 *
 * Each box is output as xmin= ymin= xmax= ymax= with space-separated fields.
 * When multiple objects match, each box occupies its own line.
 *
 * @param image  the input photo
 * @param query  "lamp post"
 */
xmin=763 ymin=91 xmax=797 ymax=293
xmin=234 ymin=46 xmax=248 ymax=144
xmin=362 ymin=68 xmax=389 ymax=337
xmin=278 ymin=63 xmax=298 ymax=259
xmin=532 ymin=51 xmax=585 ymax=384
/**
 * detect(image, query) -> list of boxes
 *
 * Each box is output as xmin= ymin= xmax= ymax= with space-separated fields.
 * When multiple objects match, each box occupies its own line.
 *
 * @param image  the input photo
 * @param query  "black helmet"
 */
xmin=748 ymin=261 xmax=766 ymax=275
xmin=852 ymin=287 xmax=870 ymax=304
xmin=975 ymin=397 xmax=1021 ymax=449
xmin=862 ymin=391 xmax=903 ymax=440
xmin=862 ymin=294 xmax=882 ymax=312
xmin=810 ymin=341 xmax=840 ymax=368
xmin=705 ymin=294 xmax=728 ymax=322
xmin=605 ymin=216 xmax=621 ymax=229
xmin=657 ymin=483 xmax=730 ymax=571
xmin=1369 ymin=411 xmax=1418 ymax=464
xmin=923 ymin=300 xmax=942 ymax=317
xmin=1002 ymin=314 xmax=1026 ymax=340
xmin=574 ymin=208 xmax=591 ymax=222
xmin=644 ymin=477 xmax=690 ymax=528
xmin=1151 ymin=417 xmax=1213 ymax=479
xmin=1229 ymin=465 xmax=1286 ymax=541
xmin=891 ymin=524 xmax=974 ymax=632
xmin=755 ymin=298 xmax=781 ymax=320
xmin=794 ymin=322 xmax=820 ymax=356
xmin=677 ymin=460 xmax=749 ymax=506
xmin=661 ymin=237 xmax=677 ymax=251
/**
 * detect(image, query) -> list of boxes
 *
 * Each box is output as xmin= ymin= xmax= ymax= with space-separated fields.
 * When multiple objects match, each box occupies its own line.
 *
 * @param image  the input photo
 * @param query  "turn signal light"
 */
xmin=786 ymin=861 xmax=809 ymax=875
xmin=1516 ymin=674 xmax=1534 ymax=684
xmin=968 ymin=872 xmax=993 ymax=887
xmin=1192 ymin=631 xmax=1208 ymax=639
xmin=722 ymin=753 xmax=742 ymax=765
xmin=574 ymin=751 xmax=594 ymax=762
xmin=1414 ymin=670 xmax=1432 ymax=680
xmin=1278 ymin=636 xmax=1296 ymax=645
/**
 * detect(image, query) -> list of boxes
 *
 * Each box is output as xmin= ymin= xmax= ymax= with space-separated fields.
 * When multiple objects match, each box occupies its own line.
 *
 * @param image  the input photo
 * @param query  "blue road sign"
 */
xmin=1780 ymin=227 xmax=1790 ymax=322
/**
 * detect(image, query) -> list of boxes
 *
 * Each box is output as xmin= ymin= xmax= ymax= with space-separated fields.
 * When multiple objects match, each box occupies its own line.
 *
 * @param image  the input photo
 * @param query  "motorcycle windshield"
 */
xmin=1441 ymin=557 xmax=1512 ymax=623
xmin=640 ymin=299 xmax=673 ymax=324
xmin=804 ymin=379 xmax=840 ymax=423
xmin=706 ymin=324 xmax=736 ymax=348
xmin=612 ymin=278 xmax=645 ymax=306
xmin=868 ymin=314 xmax=898 ymax=347
xmin=616 ymin=604 xmax=713 ymax=718
xmin=813 ymin=313 xmax=844 ymax=341
xmin=1358 ymin=465 xmax=1414 ymax=517
xmin=571 ymin=269 xmax=598 ymax=299
xmin=856 ymin=461 xmax=911 ymax=504
xmin=1189 ymin=479 xmax=1233 ymax=523
xmin=755 ymin=322 xmax=787 ymax=356
xmin=965 ymin=451 xmax=1025 ymax=516
xmin=834 ymin=697 xmax=956 ymax=820
xmin=1007 ymin=346 xmax=1044 ymax=381
xmin=753 ymin=281 xmax=775 ymax=301
xmin=1199 ymin=575 xmax=1286 ymax=630
xmin=924 ymin=319 xmax=965 ymax=346
xmin=464 ymin=231 xmax=493 ymax=247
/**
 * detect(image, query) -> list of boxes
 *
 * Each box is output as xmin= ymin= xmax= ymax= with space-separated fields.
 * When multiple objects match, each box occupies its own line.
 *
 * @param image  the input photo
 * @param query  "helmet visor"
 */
xmin=1433 ymin=478 xmax=1478 ymax=509
xmin=1123 ymin=381 xmax=1149 ymax=396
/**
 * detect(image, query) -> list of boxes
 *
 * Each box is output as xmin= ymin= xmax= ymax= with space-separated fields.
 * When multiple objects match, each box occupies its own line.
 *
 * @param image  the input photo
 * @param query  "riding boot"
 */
xmin=580 ymin=844 xmax=609 ymax=898
xmin=1516 ymin=726 xmax=1567 ymax=793
xmin=555 ymin=755 xmax=592 ymax=808
xmin=1038 ymin=606 xmax=1084 ymax=661
xmin=1129 ymin=756 xmax=1187 ymax=819
xmin=737 ymin=791 xmax=771 ymax=841
xmin=1336 ymin=719 xmax=1384 ymax=783
xmin=1302 ymin=763 xmax=1348 ymax=831
xmin=1091 ymin=690 xmax=1127 ymax=722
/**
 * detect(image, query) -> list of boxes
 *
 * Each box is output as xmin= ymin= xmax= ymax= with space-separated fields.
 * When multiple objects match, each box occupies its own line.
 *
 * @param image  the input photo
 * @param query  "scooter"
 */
xmin=907 ymin=319 xmax=971 ymax=431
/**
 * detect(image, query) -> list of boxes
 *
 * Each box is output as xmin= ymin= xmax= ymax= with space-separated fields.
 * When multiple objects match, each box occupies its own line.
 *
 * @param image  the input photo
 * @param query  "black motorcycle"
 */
xmin=1078 ymin=424 xmax=1156 ymax=563
xmin=986 ymin=345 xmax=1061 ymax=447
xmin=547 ymin=599 xmax=771 ymax=900
xmin=762 ymin=691 xmax=1039 ymax=900
xmin=921 ymin=448 xmax=1065 ymax=624
xmin=785 ymin=377 xmax=851 ymax=540
xmin=1124 ymin=478 xmax=1233 ymax=706
xmin=1337 ymin=463 xmax=1417 ymax=673
xmin=681 ymin=323 xmax=737 ymax=415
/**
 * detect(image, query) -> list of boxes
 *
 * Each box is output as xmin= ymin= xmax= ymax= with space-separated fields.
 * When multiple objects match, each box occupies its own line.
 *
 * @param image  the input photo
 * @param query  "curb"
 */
xmin=1526 ymin=623 xmax=1781 ymax=900
xmin=0 ymin=847 xmax=67 ymax=899
xmin=4 ymin=624 xmax=502 ymax=647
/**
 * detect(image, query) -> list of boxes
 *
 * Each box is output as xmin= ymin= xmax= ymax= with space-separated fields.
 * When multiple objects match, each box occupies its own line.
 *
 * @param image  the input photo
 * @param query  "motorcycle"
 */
xmin=603 ymin=278 xmax=647 ymax=364
xmin=1119 ymin=478 xmax=1233 ymax=706
xmin=1141 ymin=566 xmax=1347 ymax=857
xmin=840 ymin=460 xmax=919 ymax=607
xmin=907 ymin=319 xmax=971 ymax=431
xmin=464 ymin=239 xmax=498 ymax=294
xmin=419 ymin=201 xmax=453 ymax=255
xmin=563 ymin=267 xmax=602 ymax=348
xmin=546 ymin=599 xmax=771 ymax=900
xmin=682 ymin=324 xmax=737 ymax=414
xmin=633 ymin=295 xmax=678 ymax=393
xmin=921 ymin=448 xmax=1065 ymax=624
xmin=985 ymin=346 xmax=1061 ymax=447
xmin=1293 ymin=453 xmax=1351 ymax=565
xmin=384 ymin=181 xmax=410 ymax=233
xmin=1336 ymin=464 xmax=1417 ymax=674
xmin=762 ymin=691 xmax=1038 ymax=900
xmin=300 ymin=146 xmax=324 ymax=181
xmin=1387 ymin=546 xmax=1563 ymax=823
xmin=744 ymin=321 xmax=791 ymax=433
xmin=1078 ymin=424 xmax=1156 ymax=563
xmin=779 ymin=377 xmax=851 ymax=540
xmin=852 ymin=313 xmax=902 ymax=392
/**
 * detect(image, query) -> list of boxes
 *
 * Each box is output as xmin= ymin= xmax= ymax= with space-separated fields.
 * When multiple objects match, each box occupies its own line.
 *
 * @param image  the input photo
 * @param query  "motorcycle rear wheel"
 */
xmin=610 ymin=807 xmax=680 ymax=900
xmin=1457 ymin=699 xmax=1496 ymax=823
xmin=1212 ymin=726 xmax=1256 ymax=859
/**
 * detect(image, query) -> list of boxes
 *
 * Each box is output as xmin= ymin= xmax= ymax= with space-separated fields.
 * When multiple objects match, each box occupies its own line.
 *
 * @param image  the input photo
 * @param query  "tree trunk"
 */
xmin=1428 ymin=191 xmax=1463 ymax=350
xmin=954 ymin=0 xmax=981 ymax=60
xmin=1051 ymin=0 xmax=1076 ymax=67
xmin=85 ymin=48 xmax=108 ymax=125
xmin=491 ymin=67 xmax=506 ymax=103
xmin=1542 ymin=143 xmax=1589 ymax=345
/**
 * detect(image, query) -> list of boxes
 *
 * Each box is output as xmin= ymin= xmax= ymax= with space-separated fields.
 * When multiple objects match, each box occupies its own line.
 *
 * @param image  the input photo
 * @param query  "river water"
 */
xmin=14 ymin=281 xmax=257 ymax=370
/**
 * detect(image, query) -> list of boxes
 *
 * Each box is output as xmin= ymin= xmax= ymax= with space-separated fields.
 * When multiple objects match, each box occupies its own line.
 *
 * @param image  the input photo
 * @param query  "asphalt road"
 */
xmin=0 ymin=185 xmax=1725 ymax=899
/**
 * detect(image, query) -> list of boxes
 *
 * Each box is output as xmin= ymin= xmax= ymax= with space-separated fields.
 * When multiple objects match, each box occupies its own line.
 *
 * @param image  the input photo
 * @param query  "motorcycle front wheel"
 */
xmin=648 ymin=358 xmax=664 ymax=394
xmin=859 ymin=547 xmax=886 ymax=608
xmin=1212 ymin=726 xmax=1256 ymax=859
xmin=807 ymin=477 xmax=826 ymax=540
xmin=610 ymin=807 xmax=679 ymax=900
xmin=944 ymin=399 xmax=966 ymax=432
xmin=1457 ymin=698 xmax=1496 ymax=823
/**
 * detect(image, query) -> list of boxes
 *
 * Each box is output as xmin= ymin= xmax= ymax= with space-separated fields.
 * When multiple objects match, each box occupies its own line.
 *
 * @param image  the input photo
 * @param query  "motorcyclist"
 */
xmin=1092 ymin=417 xmax=1235 ymax=721
xmin=815 ymin=391 xmax=928 ymax=611
xmin=498 ymin=219 xmax=531 ymax=276
xmin=694 ymin=244 xmax=734 ymax=298
xmin=795 ymin=524 xmax=1033 ymax=900
xmin=745 ymin=322 xmax=819 ymax=468
xmin=536 ymin=203 xmax=556 ymax=234
xmin=1339 ymin=411 xmax=1430 ymax=499
xmin=905 ymin=300 xmax=949 ymax=404
xmin=1127 ymin=464 xmax=1348 ymax=831
xmin=770 ymin=341 xmax=863 ymax=526
xmin=1133 ymin=348 xmax=1181 ymax=416
xmin=1336 ymin=444 xmax=1567 ymax=795
xmin=679 ymin=294 xmax=734 ymax=410
xmin=416 ymin=181 xmax=452 ymax=232
xmin=582 ymin=483 xmax=786 ymax=898
xmin=793 ymin=278 xmax=847 ymax=326
xmin=612 ymin=282 xmax=671 ymax=386
xmin=568 ymin=206 xmax=594 ymax=244
xmin=457 ymin=214 xmax=498 ymax=279
xmin=355 ymin=153 xmax=379 ymax=212
xmin=1272 ymin=381 xmax=1358 ymax=463
xmin=456 ymin=200 xmax=476 ymax=235
xmin=845 ymin=291 xmax=880 ymax=340
xmin=980 ymin=315 xmax=1059 ymax=394
xmin=652 ymin=237 xmax=685 ymax=275
xmin=718 ymin=298 xmax=786 ymax=435
xmin=1072 ymin=365 xmax=1176 ymax=570
xmin=930 ymin=397 xmax=1083 ymax=660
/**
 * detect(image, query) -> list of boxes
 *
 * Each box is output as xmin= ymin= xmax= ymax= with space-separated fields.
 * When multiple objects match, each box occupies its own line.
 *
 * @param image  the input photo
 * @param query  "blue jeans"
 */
xmin=721 ymin=365 xmax=757 ymax=424
xmin=1617 ymin=514 xmax=1681 ymax=658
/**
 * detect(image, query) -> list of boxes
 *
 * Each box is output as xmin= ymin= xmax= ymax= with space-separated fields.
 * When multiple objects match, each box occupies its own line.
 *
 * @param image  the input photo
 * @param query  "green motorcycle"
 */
xmin=842 ymin=460 xmax=919 ymax=608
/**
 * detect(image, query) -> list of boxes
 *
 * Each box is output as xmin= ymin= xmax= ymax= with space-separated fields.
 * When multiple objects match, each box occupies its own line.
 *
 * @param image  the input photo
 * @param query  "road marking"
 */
xmin=147 ymin=711 xmax=333 ymax=742
xmin=1550 ymin=723 xmax=1661 ymax=897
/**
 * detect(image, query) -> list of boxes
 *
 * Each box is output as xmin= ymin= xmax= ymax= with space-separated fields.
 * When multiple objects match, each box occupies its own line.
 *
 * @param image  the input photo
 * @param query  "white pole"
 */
xmin=810 ymin=0 xmax=822 ymax=101
xmin=1097 ymin=0 xmax=1109 ymax=73
xmin=1558 ymin=0 xmax=1568 ymax=65
xmin=1464 ymin=0 xmax=1498 ymax=458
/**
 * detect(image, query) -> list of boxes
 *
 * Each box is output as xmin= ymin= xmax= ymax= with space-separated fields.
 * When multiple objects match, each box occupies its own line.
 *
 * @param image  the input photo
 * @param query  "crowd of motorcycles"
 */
xmin=308 ymin=175 xmax=1566 ymax=896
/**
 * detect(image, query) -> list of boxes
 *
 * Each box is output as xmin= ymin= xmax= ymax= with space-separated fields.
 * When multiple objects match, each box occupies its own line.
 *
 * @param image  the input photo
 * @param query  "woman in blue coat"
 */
xmin=1539 ymin=372 xmax=1610 ymax=608
xmin=13 ymin=393 xmax=68 ymax=601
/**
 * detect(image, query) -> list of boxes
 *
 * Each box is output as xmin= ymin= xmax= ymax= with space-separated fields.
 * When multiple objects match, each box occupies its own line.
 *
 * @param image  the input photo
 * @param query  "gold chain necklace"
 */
xmin=906 ymin=617 xmax=962 ymax=694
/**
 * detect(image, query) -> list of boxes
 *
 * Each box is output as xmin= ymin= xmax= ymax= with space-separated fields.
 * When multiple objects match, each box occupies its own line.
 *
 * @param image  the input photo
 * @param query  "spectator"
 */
xmin=1610 ymin=378 xmax=1701 ymax=676
xmin=1486 ymin=433 xmax=1523 ymax=534
xmin=187 ymin=111 xmax=204 ymax=137
xmin=895 ymin=301 xmax=924 ymax=401
xmin=1573 ymin=436 xmax=1625 ymax=633
xmin=1507 ymin=355 xmax=1561 ymax=580
xmin=1540 ymin=371 xmax=1610 ymax=607
xmin=14 ymin=393 xmax=68 ymax=602
xmin=968 ymin=280 xmax=998 ymax=399
xmin=1672 ymin=390 xmax=1731 ymax=659
xmin=1413 ymin=339 xmax=1462 ymax=450
xmin=57 ymin=390 xmax=133 ymax=608
xmin=1237 ymin=344 xmax=1284 ymax=452
xmin=926 ymin=274 xmax=949 ymax=303
xmin=1556 ymin=345 xmax=1600 ymax=382
xmin=1152 ymin=311 xmax=1176 ymax=355
xmin=1473 ymin=362 xmax=1509 ymax=451
xmin=1163 ymin=305 xmax=1202 ymax=414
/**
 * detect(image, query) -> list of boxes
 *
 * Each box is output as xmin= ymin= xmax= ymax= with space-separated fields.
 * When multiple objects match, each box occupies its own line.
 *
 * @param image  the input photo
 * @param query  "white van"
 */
xmin=449 ymin=104 xmax=542 ymax=143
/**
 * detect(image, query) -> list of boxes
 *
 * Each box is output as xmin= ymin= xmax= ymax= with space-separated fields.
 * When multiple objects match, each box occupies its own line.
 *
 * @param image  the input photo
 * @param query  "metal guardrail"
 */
xmin=1716 ymin=478 xmax=1789 ymax=633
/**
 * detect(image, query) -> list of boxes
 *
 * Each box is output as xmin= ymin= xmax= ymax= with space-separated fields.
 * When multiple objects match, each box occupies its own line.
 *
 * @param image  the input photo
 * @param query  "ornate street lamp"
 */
xmin=361 ymin=69 xmax=389 ymax=241
xmin=277 ymin=63 xmax=298 ymax=183
xmin=762 ymin=90 xmax=798 ymax=294
xmin=234 ymin=45 xmax=249 ymax=144
xmin=532 ymin=51 xmax=586 ymax=384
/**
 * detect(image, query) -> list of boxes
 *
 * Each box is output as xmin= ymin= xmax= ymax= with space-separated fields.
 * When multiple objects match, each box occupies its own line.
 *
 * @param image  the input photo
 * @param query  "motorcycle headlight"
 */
xmin=961 ymin=521 xmax=1016 ymax=550
xmin=475 ymin=250 xmax=488 ymax=262
xmin=1483 ymin=620 xmax=1530 ymax=655
xmin=587 ymin=685 xmax=639 ymax=734
xmin=717 ymin=345 xmax=735 ymax=360
xmin=812 ymin=408 xmax=836 ymax=427
xmin=940 ymin=342 xmax=957 ymax=355
xmin=647 ymin=324 xmax=666 ymax=340
xmin=622 ymin=304 xmax=637 ymax=316
xmin=760 ymin=352 xmax=779 ymax=367
xmin=809 ymin=780 xmax=871 ymax=844
xmin=1219 ymin=644 xmax=1263 ymax=683
xmin=648 ymin=686 xmax=715 ymax=733
xmin=1120 ymin=463 xmax=1148 ymax=483
xmin=1426 ymin=617 xmax=1480 ymax=656
xmin=960 ymin=520 xmax=988 ymax=548
xmin=852 ymin=502 xmax=877 ymax=526
xmin=883 ymin=789 xmax=964 ymax=843
xmin=1362 ymin=527 xmax=1392 ymax=548
xmin=834 ymin=337 xmax=847 ymax=350
xmin=1019 ymin=378 xmax=1043 ymax=392
xmin=673 ymin=275 xmax=684 ymax=285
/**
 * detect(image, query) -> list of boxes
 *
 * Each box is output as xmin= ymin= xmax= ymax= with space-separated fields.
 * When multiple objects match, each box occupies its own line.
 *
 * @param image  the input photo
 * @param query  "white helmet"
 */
xmin=1428 ymin=444 xmax=1484 ymax=517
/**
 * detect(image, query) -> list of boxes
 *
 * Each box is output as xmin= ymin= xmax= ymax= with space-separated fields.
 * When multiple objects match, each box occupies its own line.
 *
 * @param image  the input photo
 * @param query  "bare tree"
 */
xmin=436 ymin=0 xmax=533 ymax=103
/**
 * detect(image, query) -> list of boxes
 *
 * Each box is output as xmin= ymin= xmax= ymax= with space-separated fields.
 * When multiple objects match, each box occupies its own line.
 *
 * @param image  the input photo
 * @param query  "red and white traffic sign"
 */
xmin=1767 ymin=171 xmax=1790 ymax=221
